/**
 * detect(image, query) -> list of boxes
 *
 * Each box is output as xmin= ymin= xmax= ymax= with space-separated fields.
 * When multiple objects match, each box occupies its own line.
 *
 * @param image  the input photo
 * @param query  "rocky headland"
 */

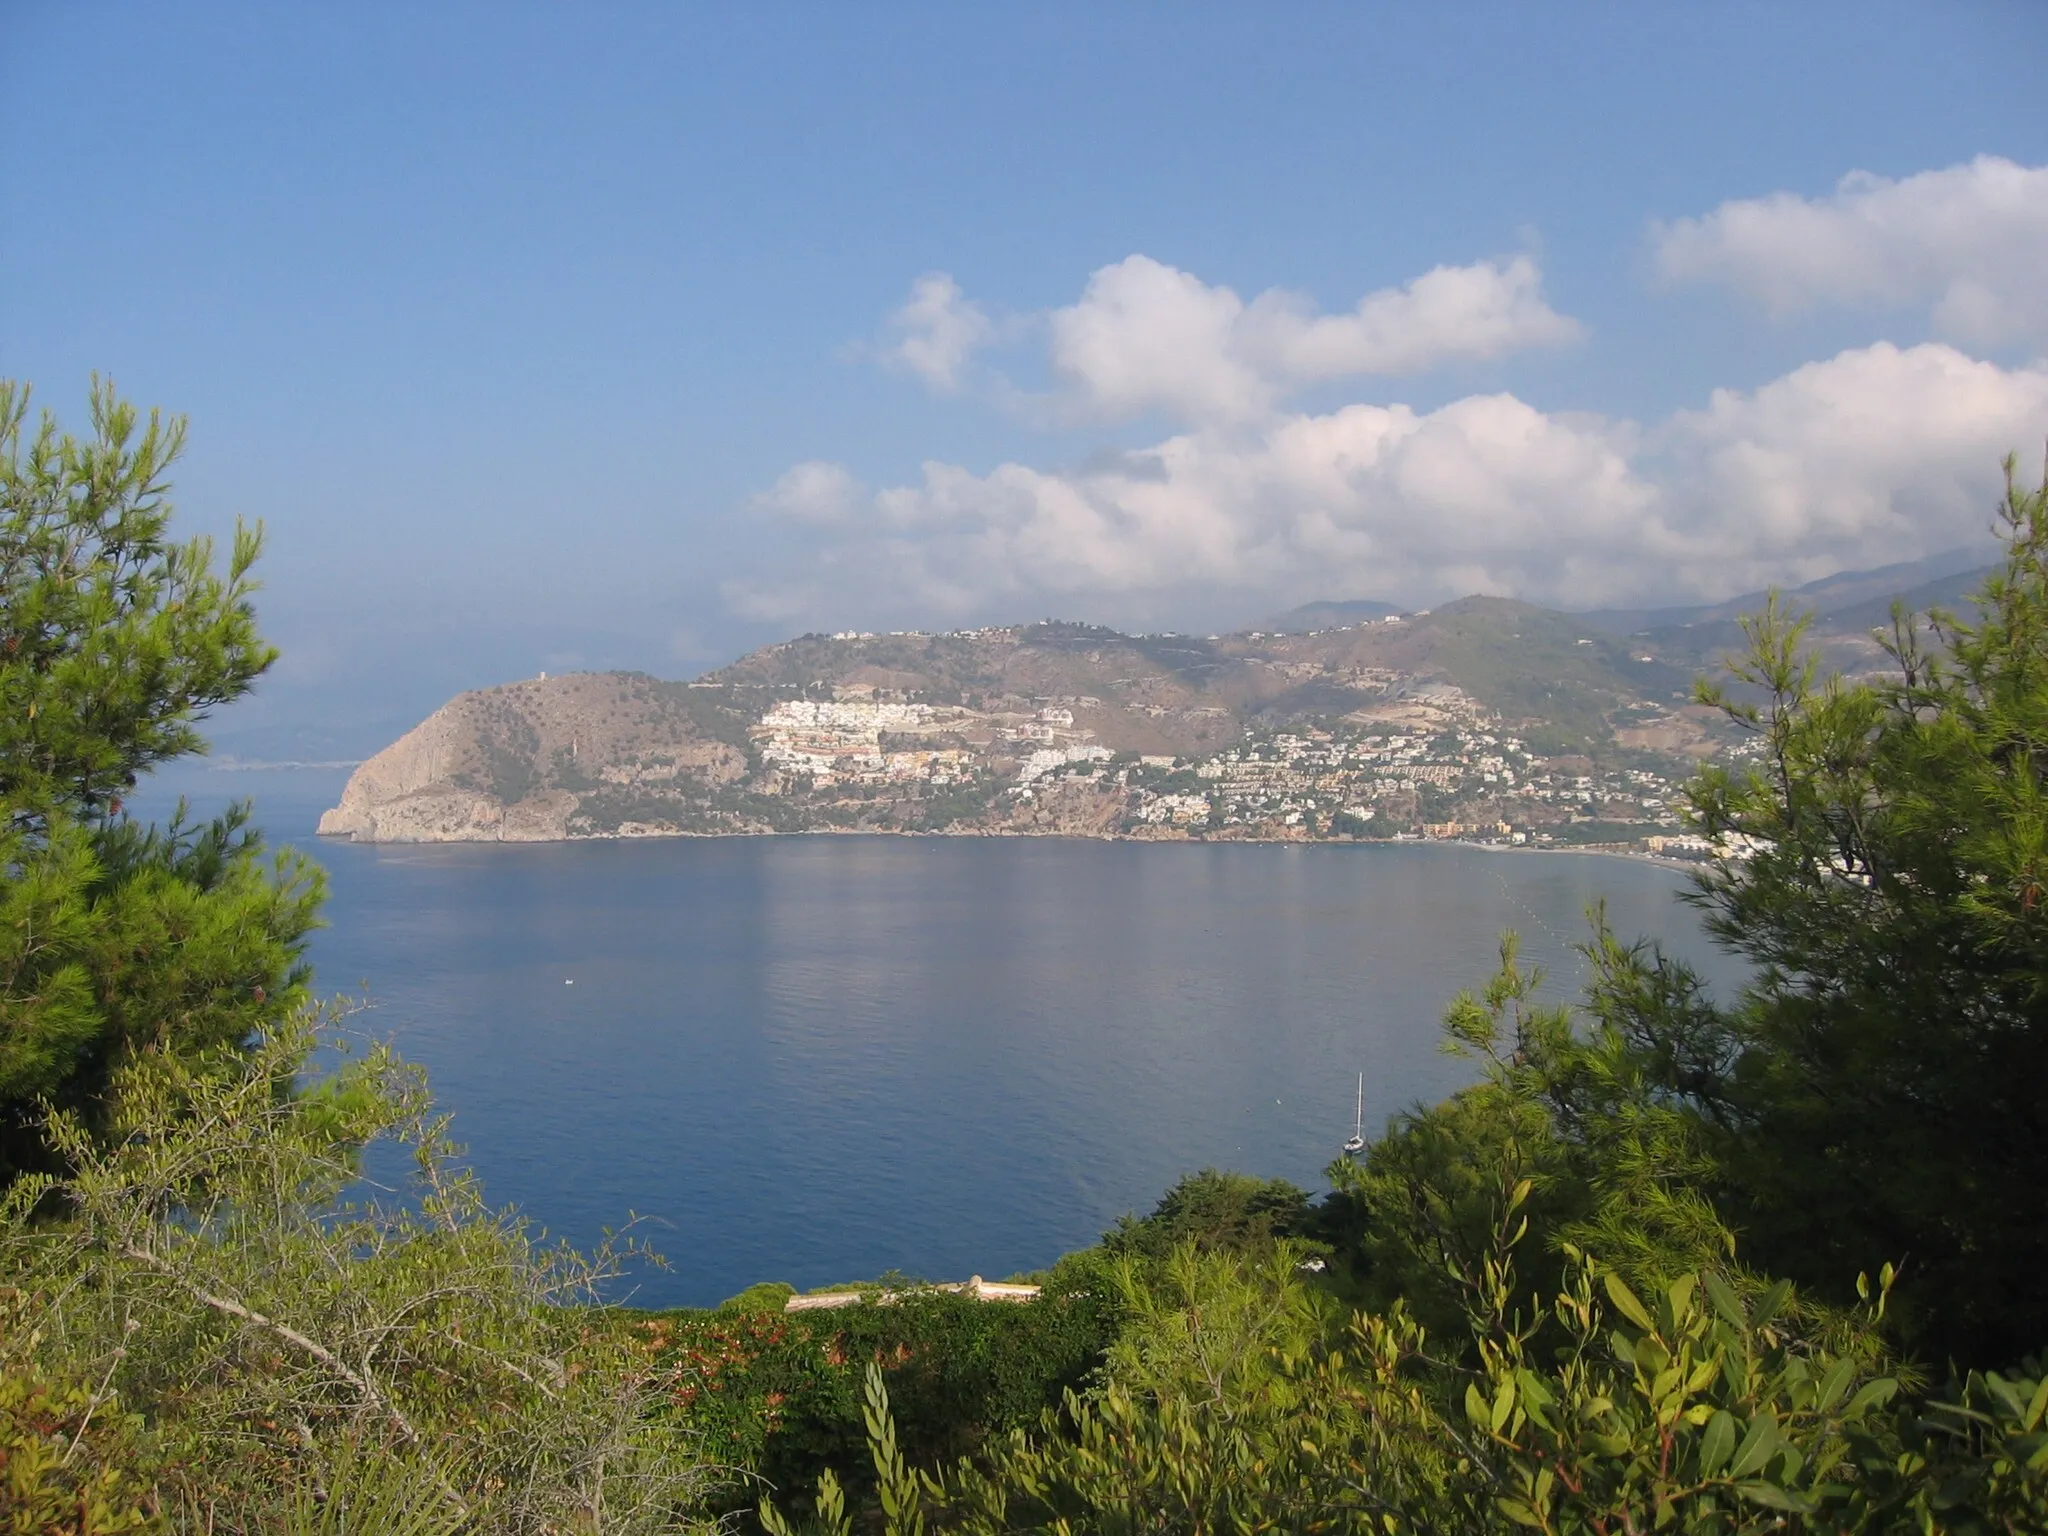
xmin=322 ymin=565 xmax=1971 ymax=849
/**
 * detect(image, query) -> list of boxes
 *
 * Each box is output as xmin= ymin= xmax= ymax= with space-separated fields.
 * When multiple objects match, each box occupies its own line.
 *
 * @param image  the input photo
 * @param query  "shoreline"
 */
xmin=315 ymin=822 xmax=1701 ymax=868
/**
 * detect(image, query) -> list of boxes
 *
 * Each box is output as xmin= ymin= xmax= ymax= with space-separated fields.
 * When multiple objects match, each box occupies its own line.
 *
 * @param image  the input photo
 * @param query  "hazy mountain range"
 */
xmin=214 ymin=551 xmax=1995 ymax=770
xmin=310 ymin=549 xmax=1999 ymax=846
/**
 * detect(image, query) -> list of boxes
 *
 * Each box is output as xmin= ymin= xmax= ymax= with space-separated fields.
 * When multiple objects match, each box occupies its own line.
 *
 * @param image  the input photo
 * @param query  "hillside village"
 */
xmin=738 ymin=677 xmax=1713 ymax=852
xmin=319 ymin=597 xmax=1789 ymax=855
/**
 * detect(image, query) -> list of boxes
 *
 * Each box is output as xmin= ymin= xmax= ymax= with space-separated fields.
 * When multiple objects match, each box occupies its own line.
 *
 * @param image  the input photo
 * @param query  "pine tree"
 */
xmin=0 ymin=379 xmax=323 ymax=1180
xmin=1601 ymin=455 xmax=2048 ymax=1367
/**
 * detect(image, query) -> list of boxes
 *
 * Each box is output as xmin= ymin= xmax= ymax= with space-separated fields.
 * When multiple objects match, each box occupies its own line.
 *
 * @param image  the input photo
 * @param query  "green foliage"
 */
xmin=634 ymin=1260 xmax=1115 ymax=1519
xmin=770 ymin=1248 xmax=1405 ymax=1535
xmin=0 ymin=380 xmax=322 ymax=1182
xmin=1867 ymin=1358 xmax=2048 ymax=1533
xmin=1100 ymin=1243 xmax=1331 ymax=1417
xmin=1333 ymin=1076 xmax=1573 ymax=1341
xmin=1592 ymin=456 xmax=2048 ymax=1364
xmin=764 ymin=1197 xmax=2032 ymax=1534
xmin=720 ymin=1281 xmax=799 ymax=1314
xmin=272 ymin=1438 xmax=466 ymax=1536
xmin=1102 ymin=1168 xmax=1312 ymax=1263
xmin=1 ymin=1009 xmax=714 ymax=1531
xmin=0 ymin=1301 xmax=164 ymax=1535
xmin=0 ymin=802 xmax=324 ymax=1176
xmin=1458 ymin=1253 xmax=1906 ymax=1533
xmin=0 ymin=380 xmax=271 ymax=823
xmin=1328 ymin=936 xmax=1737 ymax=1349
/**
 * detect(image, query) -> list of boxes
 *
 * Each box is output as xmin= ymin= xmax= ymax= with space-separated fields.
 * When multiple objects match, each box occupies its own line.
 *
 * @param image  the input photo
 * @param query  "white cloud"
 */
xmin=752 ymin=460 xmax=863 ymax=525
xmin=748 ymin=343 xmax=2048 ymax=623
xmin=1662 ymin=342 xmax=2048 ymax=559
xmin=1047 ymin=254 xmax=1580 ymax=424
xmin=880 ymin=272 xmax=992 ymax=392
xmin=1654 ymin=156 xmax=2048 ymax=346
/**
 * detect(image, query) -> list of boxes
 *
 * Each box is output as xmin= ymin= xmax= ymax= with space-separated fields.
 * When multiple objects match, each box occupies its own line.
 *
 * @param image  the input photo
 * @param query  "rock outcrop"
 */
xmin=318 ymin=672 xmax=749 ymax=842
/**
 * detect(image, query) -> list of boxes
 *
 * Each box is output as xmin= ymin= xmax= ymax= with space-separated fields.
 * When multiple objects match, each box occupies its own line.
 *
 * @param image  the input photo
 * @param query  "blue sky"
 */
xmin=5 ymin=3 xmax=2047 ymax=755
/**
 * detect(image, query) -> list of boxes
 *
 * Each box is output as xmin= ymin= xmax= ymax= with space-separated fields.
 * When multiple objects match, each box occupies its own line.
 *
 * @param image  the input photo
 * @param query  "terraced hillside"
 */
xmin=322 ymin=574 xmax=1950 ymax=845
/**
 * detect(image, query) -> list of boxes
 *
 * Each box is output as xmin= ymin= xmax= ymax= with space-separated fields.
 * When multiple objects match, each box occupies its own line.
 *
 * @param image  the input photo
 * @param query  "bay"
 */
xmin=135 ymin=766 xmax=1739 ymax=1308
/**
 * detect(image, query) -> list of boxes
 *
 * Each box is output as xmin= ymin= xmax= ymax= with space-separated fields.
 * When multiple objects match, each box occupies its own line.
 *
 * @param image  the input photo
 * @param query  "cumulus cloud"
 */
xmin=1663 ymin=342 xmax=2048 ymax=557
xmin=752 ymin=460 xmax=863 ymax=525
xmin=880 ymin=272 xmax=993 ymax=392
xmin=1654 ymin=156 xmax=2048 ymax=346
xmin=1047 ymin=254 xmax=1580 ymax=424
xmin=749 ymin=343 xmax=2048 ymax=623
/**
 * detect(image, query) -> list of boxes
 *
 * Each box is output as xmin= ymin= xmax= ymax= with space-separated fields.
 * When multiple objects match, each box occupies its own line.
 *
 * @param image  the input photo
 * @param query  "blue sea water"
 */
xmin=134 ymin=766 xmax=1740 ymax=1308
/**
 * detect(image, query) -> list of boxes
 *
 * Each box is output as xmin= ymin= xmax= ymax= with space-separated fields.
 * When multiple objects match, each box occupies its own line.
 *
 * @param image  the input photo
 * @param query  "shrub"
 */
xmin=0 ymin=1009 xmax=716 ymax=1531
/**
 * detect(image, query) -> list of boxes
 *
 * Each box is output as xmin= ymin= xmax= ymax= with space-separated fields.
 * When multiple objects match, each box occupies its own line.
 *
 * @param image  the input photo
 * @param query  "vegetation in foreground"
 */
xmin=3 ymin=380 xmax=2045 ymax=1531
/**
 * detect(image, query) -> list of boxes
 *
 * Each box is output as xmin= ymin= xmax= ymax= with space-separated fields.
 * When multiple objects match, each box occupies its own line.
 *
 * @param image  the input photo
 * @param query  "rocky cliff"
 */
xmin=317 ymin=672 xmax=750 ymax=842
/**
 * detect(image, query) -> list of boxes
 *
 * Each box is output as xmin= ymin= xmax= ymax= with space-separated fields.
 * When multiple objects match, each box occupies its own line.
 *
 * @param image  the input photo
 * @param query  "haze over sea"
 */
xmin=140 ymin=766 xmax=1739 ymax=1309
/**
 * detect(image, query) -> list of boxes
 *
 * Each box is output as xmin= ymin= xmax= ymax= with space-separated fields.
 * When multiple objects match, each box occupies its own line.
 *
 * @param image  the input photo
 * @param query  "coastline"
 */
xmin=314 ymin=820 xmax=1700 ymax=868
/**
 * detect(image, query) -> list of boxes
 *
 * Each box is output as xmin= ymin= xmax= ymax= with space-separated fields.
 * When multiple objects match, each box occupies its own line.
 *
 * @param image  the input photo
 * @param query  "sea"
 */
xmin=130 ymin=765 xmax=1742 ymax=1309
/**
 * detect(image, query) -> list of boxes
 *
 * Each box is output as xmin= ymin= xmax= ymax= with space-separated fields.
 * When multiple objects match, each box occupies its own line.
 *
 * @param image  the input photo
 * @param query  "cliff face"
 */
xmin=317 ymin=672 xmax=749 ymax=842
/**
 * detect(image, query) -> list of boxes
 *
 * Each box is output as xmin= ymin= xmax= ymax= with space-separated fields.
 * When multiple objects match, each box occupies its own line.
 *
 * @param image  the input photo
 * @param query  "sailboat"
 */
xmin=1342 ymin=1072 xmax=1367 ymax=1155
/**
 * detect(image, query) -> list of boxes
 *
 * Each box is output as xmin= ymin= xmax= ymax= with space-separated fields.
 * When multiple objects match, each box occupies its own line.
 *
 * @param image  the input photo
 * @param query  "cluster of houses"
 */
xmin=750 ymin=692 xmax=1107 ymax=791
xmin=744 ymin=682 xmax=1704 ymax=852
xmin=1087 ymin=723 xmax=1690 ymax=844
xmin=751 ymin=697 xmax=978 ymax=785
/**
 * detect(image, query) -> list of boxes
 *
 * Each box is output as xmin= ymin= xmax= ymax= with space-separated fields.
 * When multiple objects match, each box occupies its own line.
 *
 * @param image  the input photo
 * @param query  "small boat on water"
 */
xmin=1343 ymin=1072 xmax=1367 ymax=1155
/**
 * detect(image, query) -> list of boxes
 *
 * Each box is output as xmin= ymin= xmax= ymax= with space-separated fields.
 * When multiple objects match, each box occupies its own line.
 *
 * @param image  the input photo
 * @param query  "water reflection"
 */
xmin=127 ymin=769 xmax=1736 ymax=1306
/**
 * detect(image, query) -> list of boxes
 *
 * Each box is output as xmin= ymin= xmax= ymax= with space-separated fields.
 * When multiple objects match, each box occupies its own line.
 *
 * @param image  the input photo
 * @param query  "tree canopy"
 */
xmin=0 ymin=379 xmax=322 ymax=1180
xmin=1578 ymin=456 xmax=2048 ymax=1367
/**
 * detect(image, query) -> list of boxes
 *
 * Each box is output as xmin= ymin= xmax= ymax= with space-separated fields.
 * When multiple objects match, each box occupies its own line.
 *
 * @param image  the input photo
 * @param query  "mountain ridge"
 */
xmin=320 ymin=557 xmax=1988 ymax=847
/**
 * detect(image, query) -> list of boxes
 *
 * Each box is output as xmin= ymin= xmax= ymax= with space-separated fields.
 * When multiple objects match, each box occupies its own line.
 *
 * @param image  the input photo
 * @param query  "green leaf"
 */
xmin=1728 ymin=1412 xmax=1780 ymax=1479
xmin=1751 ymin=1279 xmax=1791 ymax=1331
xmin=1466 ymin=1381 xmax=1490 ymax=1428
xmin=1815 ymin=1357 xmax=1858 ymax=1412
xmin=1699 ymin=1408 xmax=1737 ymax=1476
xmin=1701 ymin=1271 xmax=1746 ymax=1329
xmin=1844 ymin=1378 xmax=1898 ymax=1419
xmin=1604 ymin=1270 xmax=1655 ymax=1331
xmin=1733 ymin=1480 xmax=1813 ymax=1514
xmin=1665 ymin=1273 xmax=1697 ymax=1322
xmin=1490 ymin=1378 xmax=1517 ymax=1433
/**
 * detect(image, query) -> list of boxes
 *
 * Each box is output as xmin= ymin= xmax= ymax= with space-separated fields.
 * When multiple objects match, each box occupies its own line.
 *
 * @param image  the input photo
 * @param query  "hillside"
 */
xmin=1575 ymin=548 xmax=1990 ymax=637
xmin=321 ymin=567 xmax=1960 ymax=846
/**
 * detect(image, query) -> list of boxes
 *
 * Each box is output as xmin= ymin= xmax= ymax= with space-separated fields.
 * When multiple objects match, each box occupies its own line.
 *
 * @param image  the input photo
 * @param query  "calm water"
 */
xmin=136 ymin=767 xmax=1738 ymax=1308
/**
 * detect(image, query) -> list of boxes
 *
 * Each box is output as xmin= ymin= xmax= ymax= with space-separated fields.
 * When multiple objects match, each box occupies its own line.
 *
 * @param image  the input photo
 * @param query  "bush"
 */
xmin=0 ymin=1009 xmax=716 ymax=1530
xmin=0 ymin=1303 xmax=164 ymax=1535
xmin=636 ymin=1259 xmax=1116 ymax=1517
xmin=1102 ymin=1168 xmax=1313 ymax=1263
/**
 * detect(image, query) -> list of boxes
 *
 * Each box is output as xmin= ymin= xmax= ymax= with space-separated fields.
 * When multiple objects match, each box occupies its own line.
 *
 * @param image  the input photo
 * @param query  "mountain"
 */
xmin=1575 ymin=549 xmax=1991 ymax=638
xmin=319 ymin=601 xmax=1718 ymax=845
xmin=1600 ymin=556 xmax=1995 ymax=684
xmin=320 ymin=557 xmax=2004 ymax=846
xmin=1253 ymin=598 xmax=1405 ymax=633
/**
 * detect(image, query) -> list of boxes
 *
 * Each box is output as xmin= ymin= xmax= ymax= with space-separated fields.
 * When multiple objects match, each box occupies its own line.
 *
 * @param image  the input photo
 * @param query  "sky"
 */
xmin=4 ymin=2 xmax=2047 ymax=756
